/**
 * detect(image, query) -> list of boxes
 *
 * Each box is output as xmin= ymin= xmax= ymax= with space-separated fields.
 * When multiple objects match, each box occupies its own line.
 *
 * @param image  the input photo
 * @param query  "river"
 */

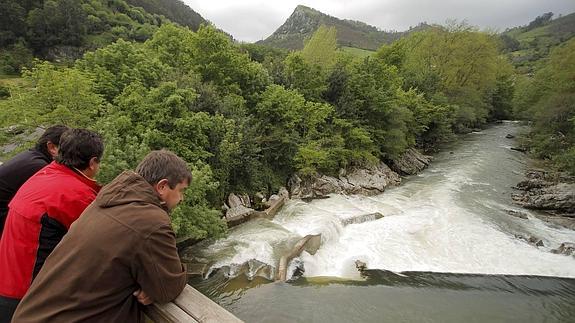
xmin=184 ymin=122 xmax=575 ymax=322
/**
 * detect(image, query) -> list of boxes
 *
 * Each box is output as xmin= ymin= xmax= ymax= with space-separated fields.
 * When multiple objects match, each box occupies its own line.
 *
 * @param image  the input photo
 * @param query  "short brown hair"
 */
xmin=135 ymin=150 xmax=192 ymax=188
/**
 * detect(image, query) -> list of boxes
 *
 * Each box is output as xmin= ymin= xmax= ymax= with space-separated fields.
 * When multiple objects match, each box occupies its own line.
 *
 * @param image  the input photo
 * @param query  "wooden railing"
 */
xmin=144 ymin=285 xmax=243 ymax=323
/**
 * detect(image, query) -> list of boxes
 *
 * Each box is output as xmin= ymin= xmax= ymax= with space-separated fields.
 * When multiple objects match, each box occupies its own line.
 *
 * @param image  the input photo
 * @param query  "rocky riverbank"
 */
xmin=220 ymin=148 xmax=432 ymax=226
xmin=512 ymin=169 xmax=575 ymax=230
xmin=288 ymin=148 xmax=431 ymax=199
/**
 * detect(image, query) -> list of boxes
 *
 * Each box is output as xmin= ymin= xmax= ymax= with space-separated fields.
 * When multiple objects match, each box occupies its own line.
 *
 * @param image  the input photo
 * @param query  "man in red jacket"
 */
xmin=0 ymin=128 xmax=104 ymax=323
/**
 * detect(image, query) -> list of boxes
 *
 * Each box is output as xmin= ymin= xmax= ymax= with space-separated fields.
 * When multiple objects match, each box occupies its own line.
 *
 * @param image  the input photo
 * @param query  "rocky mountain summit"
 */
xmin=259 ymin=5 xmax=428 ymax=50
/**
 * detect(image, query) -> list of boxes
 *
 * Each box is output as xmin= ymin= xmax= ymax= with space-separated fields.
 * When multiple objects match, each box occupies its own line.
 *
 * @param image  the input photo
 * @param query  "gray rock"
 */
xmin=225 ymin=205 xmax=255 ymax=221
xmin=390 ymin=148 xmax=432 ymax=175
xmin=512 ymin=183 xmax=575 ymax=212
xmin=551 ymin=242 xmax=575 ymax=256
xmin=505 ymin=134 xmax=515 ymax=139
xmin=278 ymin=187 xmax=290 ymax=199
xmin=227 ymin=193 xmax=243 ymax=208
xmin=515 ymin=234 xmax=544 ymax=247
xmin=289 ymin=162 xmax=401 ymax=199
xmin=506 ymin=209 xmax=528 ymax=219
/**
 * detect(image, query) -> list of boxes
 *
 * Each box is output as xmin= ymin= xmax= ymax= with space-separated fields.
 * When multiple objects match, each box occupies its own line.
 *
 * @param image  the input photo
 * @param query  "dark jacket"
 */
xmin=12 ymin=171 xmax=187 ymax=323
xmin=0 ymin=148 xmax=51 ymax=236
xmin=0 ymin=161 xmax=100 ymax=300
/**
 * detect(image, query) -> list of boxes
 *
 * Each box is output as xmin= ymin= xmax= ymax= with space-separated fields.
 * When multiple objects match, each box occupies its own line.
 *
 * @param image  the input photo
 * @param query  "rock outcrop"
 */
xmin=512 ymin=169 xmax=575 ymax=229
xmin=390 ymin=148 xmax=432 ymax=176
xmin=512 ymin=170 xmax=575 ymax=213
xmin=288 ymin=162 xmax=401 ymax=199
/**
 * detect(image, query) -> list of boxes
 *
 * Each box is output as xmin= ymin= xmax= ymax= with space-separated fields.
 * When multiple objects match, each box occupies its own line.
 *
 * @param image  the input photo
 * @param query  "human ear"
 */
xmin=154 ymin=179 xmax=170 ymax=197
xmin=46 ymin=141 xmax=58 ymax=159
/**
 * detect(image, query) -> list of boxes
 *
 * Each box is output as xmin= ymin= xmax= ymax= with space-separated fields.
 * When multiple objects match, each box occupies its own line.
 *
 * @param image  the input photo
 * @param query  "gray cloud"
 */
xmin=185 ymin=0 xmax=575 ymax=42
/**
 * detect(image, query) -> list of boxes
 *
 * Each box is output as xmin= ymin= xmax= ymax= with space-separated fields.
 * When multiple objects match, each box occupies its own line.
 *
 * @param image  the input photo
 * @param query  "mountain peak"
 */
xmin=259 ymin=5 xmax=421 ymax=50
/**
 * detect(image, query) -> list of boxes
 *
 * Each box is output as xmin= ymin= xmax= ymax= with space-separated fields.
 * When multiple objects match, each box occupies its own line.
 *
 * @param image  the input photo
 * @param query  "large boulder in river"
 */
xmin=390 ymin=148 xmax=432 ymax=175
xmin=288 ymin=162 xmax=400 ymax=199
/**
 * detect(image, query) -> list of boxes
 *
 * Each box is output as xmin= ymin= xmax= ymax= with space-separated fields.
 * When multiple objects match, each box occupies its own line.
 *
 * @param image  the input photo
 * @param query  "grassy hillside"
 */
xmin=340 ymin=46 xmax=374 ymax=58
xmin=501 ymin=12 xmax=575 ymax=73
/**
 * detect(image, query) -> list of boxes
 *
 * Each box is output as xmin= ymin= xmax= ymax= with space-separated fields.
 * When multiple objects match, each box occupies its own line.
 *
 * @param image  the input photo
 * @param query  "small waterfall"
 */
xmin=185 ymin=122 xmax=575 ymax=282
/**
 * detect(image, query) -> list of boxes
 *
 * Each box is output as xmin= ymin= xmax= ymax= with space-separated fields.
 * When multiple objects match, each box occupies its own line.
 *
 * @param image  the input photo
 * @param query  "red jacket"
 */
xmin=0 ymin=161 xmax=101 ymax=299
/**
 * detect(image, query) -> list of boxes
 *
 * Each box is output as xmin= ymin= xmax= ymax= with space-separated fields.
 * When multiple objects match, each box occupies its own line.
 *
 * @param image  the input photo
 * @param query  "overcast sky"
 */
xmin=183 ymin=0 xmax=575 ymax=42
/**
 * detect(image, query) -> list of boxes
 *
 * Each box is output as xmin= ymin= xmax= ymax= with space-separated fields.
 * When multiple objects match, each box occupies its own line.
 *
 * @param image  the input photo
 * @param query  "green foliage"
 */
xmin=514 ymin=38 xmax=575 ymax=174
xmin=0 ymin=0 xmax=27 ymax=47
xmin=283 ymin=53 xmax=326 ymax=101
xmin=502 ymin=12 xmax=575 ymax=74
xmin=376 ymin=23 xmax=503 ymax=132
xmin=489 ymin=58 xmax=515 ymax=120
xmin=170 ymin=163 xmax=227 ymax=239
xmin=0 ymin=61 xmax=104 ymax=129
xmin=0 ymin=41 xmax=34 ymax=75
xmin=186 ymin=25 xmax=271 ymax=103
xmin=76 ymin=39 xmax=166 ymax=101
xmin=27 ymin=0 xmax=88 ymax=52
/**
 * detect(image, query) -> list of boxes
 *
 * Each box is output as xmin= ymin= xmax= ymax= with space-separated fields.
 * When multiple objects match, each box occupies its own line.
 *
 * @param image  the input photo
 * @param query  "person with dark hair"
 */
xmin=0 ymin=128 xmax=104 ymax=322
xmin=13 ymin=150 xmax=190 ymax=322
xmin=0 ymin=125 xmax=69 ymax=237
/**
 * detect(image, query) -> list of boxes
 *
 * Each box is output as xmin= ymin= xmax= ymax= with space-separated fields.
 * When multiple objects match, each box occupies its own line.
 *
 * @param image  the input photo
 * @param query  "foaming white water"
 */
xmin=194 ymin=123 xmax=575 ymax=279
xmin=297 ymin=189 xmax=575 ymax=278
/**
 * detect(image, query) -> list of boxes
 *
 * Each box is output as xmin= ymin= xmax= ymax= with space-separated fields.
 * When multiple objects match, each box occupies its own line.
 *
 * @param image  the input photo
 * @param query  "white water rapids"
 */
xmin=190 ymin=122 xmax=575 ymax=280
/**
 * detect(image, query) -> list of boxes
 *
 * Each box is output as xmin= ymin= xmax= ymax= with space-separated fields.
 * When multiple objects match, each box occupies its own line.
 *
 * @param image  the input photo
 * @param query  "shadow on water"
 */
xmin=190 ymin=270 xmax=575 ymax=323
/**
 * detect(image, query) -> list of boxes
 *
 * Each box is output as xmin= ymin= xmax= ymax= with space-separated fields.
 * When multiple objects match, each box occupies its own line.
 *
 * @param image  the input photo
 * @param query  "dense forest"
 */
xmin=0 ymin=2 xmax=573 ymax=240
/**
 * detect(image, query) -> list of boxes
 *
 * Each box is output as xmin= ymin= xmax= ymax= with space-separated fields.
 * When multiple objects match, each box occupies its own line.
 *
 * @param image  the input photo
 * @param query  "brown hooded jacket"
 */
xmin=12 ymin=171 xmax=187 ymax=322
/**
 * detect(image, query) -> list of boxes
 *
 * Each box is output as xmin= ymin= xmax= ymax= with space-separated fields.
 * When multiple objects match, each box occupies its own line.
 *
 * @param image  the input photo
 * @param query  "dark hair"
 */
xmin=135 ymin=150 xmax=192 ymax=188
xmin=56 ymin=129 xmax=104 ymax=170
xmin=35 ymin=125 xmax=69 ymax=158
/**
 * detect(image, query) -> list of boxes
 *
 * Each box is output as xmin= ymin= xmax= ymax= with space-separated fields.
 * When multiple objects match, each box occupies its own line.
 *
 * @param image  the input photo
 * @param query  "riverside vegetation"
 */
xmin=0 ymin=1 xmax=573 ymax=240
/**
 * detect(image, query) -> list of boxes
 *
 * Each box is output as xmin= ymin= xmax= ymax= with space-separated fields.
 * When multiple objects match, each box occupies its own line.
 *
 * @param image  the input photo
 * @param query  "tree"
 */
xmin=27 ymin=0 xmax=88 ymax=53
xmin=0 ymin=0 xmax=26 ymax=47
xmin=520 ymin=38 xmax=575 ymax=172
xmin=0 ymin=61 xmax=105 ymax=129
xmin=76 ymin=39 xmax=167 ymax=101
xmin=282 ymin=52 xmax=326 ymax=102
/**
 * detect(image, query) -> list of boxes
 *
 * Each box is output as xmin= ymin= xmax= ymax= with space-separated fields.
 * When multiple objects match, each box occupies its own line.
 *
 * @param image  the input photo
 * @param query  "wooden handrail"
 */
xmin=144 ymin=285 xmax=243 ymax=323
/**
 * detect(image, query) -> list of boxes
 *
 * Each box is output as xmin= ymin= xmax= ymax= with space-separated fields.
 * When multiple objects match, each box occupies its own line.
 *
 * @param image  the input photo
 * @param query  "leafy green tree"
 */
xmin=283 ymin=52 xmax=326 ymax=102
xmin=517 ymin=38 xmax=575 ymax=173
xmin=489 ymin=57 xmax=515 ymax=120
xmin=0 ymin=61 xmax=104 ymax=129
xmin=76 ymin=39 xmax=167 ymax=101
xmin=27 ymin=0 xmax=88 ymax=53
xmin=186 ymin=25 xmax=271 ymax=104
xmin=336 ymin=57 xmax=411 ymax=158
xmin=0 ymin=40 xmax=34 ymax=75
xmin=0 ymin=0 xmax=26 ymax=47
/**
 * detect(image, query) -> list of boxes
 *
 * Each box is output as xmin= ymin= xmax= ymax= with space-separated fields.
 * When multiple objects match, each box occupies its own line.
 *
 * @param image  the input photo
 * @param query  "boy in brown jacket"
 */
xmin=12 ymin=150 xmax=191 ymax=322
